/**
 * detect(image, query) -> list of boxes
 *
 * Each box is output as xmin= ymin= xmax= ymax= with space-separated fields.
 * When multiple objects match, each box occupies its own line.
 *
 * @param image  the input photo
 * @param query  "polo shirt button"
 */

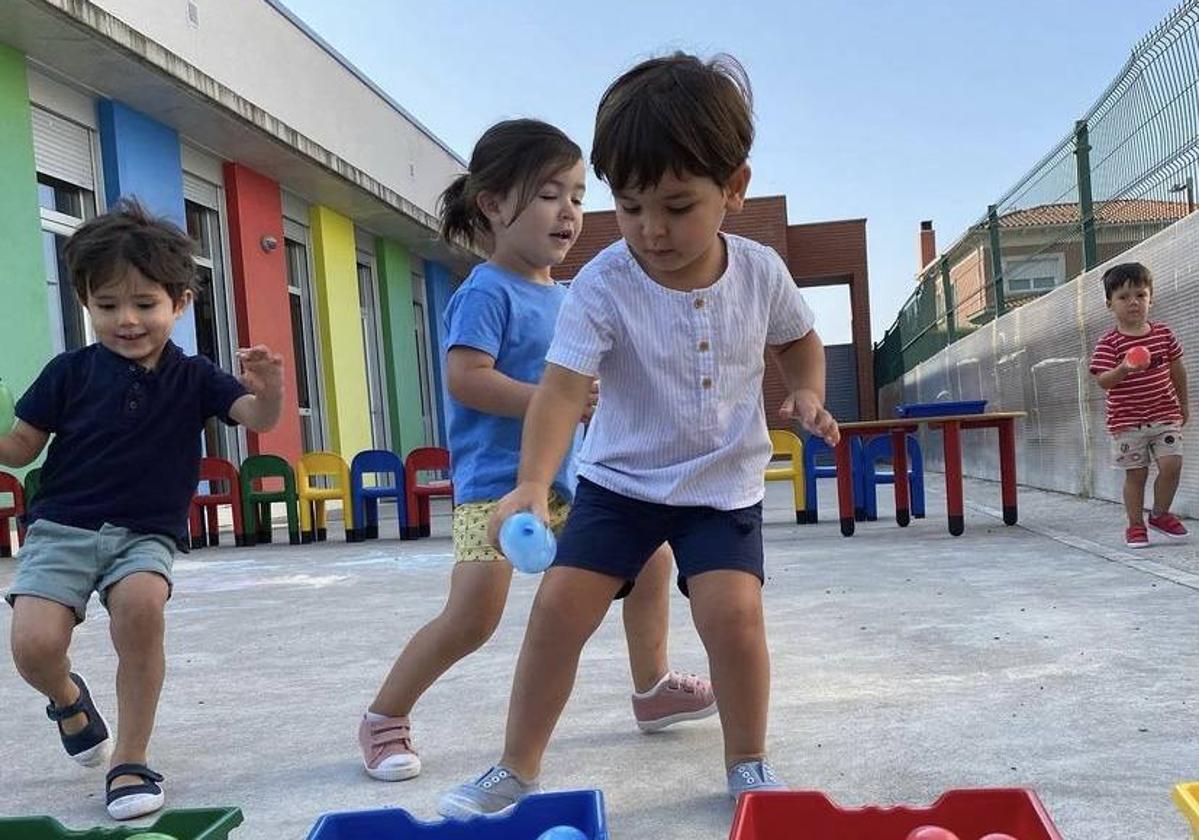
xmin=701 ymin=377 xmax=712 ymax=389
xmin=693 ymin=298 xmax=705 ymax=309
xmin=698 ymin=340 xmax=710 ymax=352
xmin=128 ymin=400 xmax=138 ymax=409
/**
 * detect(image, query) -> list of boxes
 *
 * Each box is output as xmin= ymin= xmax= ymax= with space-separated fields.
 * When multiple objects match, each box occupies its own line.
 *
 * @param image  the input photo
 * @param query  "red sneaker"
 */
xmin=1125 ymin=524 xmax=1150 ymax=548
xmin=1148 ymin=512 xmax=1189 ymax=539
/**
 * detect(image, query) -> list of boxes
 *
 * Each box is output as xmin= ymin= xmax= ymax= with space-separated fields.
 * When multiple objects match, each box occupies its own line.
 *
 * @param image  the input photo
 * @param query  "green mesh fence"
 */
xmin=876 ymin=0 xmax=1199 ymax=388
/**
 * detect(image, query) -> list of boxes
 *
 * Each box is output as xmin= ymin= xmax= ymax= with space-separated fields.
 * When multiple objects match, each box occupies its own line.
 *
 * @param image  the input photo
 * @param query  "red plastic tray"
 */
xmin=729 ymin=789 xmax=1063 ymax=840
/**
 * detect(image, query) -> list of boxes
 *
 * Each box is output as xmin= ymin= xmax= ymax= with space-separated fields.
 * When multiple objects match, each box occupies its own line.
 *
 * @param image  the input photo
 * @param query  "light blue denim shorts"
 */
xmin=6 ymin=520 xmax=176 ymax=622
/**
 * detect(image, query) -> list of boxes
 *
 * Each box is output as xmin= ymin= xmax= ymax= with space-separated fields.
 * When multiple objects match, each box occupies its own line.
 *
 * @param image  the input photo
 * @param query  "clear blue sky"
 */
xmin=282 ymin=0 xmax=1176 ymax=344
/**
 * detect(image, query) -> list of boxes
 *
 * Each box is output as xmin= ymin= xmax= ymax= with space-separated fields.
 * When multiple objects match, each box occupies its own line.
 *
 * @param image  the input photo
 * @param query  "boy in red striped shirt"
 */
xmin=1089 ymin=262 xmax=1189 ymax=548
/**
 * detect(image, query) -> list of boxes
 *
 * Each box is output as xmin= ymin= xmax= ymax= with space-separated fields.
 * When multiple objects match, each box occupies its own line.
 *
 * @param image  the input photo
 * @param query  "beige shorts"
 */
xmin=452 ymin=493 xmax=571 ymax=563
xmin=1111 ymin=423 xmax=1183 ymax=470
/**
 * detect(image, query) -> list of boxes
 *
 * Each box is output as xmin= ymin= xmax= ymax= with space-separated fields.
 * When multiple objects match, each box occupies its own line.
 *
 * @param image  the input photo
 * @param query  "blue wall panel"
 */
xmin=97 ymin=99 xmax=196 ymax=353
xmin=424 ymin=260 xmax=454 ymax=446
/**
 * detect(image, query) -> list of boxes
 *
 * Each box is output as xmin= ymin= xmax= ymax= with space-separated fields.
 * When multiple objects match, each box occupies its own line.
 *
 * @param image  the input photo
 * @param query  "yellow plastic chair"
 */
xmin=296 ymin=452 xmax=356 ymax=543
xmin=765 ymin=429 xmax=807 ymax=523
xmin=1175 ymin=781 xmax=1199 ymax=837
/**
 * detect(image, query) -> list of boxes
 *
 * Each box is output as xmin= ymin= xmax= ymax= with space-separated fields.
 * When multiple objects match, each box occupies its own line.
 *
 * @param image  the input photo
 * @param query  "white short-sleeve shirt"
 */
xmin=547 ymin=233 xmax=815 ymax=509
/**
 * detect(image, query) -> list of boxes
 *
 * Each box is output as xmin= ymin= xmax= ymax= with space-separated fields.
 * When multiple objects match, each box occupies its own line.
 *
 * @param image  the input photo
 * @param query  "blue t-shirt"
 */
xmin=16 ymin=341 xmax=247 ymax=541
xmin=444 ymin=263 xmax=581 ymax=504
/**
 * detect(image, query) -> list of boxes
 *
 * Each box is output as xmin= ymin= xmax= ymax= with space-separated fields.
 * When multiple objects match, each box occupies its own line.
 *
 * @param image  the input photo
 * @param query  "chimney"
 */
xmin=918 ymin=220 xmax=936 ymax=271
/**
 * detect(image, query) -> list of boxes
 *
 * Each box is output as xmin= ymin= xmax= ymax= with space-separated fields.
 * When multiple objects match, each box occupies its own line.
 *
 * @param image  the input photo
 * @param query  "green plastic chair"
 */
xmin=238 ymin=455 xmax=300 ymax=546
xmin=23 ymin=467 xmax=42 ymax=508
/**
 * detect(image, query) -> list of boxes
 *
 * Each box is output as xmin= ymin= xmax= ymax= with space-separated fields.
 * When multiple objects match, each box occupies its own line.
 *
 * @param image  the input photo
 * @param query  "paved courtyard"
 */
xmin=1 ymin=475 xmax=1197 ymax=838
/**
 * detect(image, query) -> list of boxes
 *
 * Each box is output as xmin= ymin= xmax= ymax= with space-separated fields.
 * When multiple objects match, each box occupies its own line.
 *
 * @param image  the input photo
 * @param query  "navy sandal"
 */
xmin=106 ymin=763 xmax=166 ymax=820
xmin=45 ymin=672 xmax=111 ymax=767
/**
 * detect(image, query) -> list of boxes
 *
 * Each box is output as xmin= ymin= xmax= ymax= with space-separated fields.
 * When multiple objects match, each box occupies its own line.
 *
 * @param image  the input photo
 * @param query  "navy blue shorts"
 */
xmin=554 ymin=477 xmax=765 ymax=598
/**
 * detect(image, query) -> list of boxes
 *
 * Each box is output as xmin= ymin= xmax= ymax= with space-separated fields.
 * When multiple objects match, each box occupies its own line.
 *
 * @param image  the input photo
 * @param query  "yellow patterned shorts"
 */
xmin=452 ymin=493 xmax=572 ymax=563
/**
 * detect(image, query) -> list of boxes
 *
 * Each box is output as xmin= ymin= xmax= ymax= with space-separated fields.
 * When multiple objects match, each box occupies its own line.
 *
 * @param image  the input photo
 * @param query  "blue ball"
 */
xmin=536 ymin=826 xmax=588 ymax=840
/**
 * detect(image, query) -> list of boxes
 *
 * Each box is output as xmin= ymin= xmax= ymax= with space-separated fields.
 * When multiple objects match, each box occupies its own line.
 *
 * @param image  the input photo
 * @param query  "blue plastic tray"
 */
xmin=895 ymin=400 xmax=987 ymax=418
xmin=306 ymin=790 xmax=608 ymax=839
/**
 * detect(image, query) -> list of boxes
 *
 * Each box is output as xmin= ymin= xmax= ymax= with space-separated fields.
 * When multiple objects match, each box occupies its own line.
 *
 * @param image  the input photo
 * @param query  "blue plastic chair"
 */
xmin=802 ymin=436 xmax=865 ymax=524
xmin=350 ymin=450 xmax=410 ymax=542
xmin=860 ymin=434 xmax=926 ymax=522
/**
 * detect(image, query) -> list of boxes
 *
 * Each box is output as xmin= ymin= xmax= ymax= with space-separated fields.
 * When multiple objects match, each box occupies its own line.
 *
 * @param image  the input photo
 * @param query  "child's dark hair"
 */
xmin=439 ymin=119 xmax=582 ymax=245
xmin=65 ymin=198 xmax=198 ymax=304
xmin=591 ymin=52 xmax=754 ymax=192
xmin=1102 ymin=262 xmax=1153 ymax=300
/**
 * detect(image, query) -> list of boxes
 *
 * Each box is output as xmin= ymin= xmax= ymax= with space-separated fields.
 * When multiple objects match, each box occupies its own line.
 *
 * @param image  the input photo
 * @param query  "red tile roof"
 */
xmin=998 ymin=199 xmax=1190 ymax=228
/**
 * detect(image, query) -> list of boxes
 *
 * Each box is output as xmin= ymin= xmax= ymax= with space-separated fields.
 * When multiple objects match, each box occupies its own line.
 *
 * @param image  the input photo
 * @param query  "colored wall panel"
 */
xmin=96 ymin=99 xmax=196 ymax=353
xmin=222 ymin=162 xmax=302 ymax=462
xmin=423 ymin=260 xmax=454 ymax=446
xmin=0 ymin=46 xmax=53 ymax=473
xmin=375 ymin=237 xmax=425 ymax=457
xmin=309 ymin=205 xmax=371 ymax=458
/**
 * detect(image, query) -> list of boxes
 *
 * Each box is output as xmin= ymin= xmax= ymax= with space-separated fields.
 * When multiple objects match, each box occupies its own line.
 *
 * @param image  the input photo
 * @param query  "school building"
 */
xmin=0 ymin=0 xmax=877 ymax=478
xmin=0 ymin=0 xmax=477 ymax=472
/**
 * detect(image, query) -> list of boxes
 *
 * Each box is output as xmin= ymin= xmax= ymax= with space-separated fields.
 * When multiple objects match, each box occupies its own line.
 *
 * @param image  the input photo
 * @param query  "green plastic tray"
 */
xmin=0 ymin=807 xmax=242 ymax=840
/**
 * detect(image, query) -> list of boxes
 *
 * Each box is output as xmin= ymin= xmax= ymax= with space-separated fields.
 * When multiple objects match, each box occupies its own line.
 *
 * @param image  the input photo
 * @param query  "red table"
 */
xmin=832 ymin=411 xmax=1025 ymax=537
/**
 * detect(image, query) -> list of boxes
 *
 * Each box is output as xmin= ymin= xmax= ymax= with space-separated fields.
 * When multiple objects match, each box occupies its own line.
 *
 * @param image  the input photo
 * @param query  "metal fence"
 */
xmin=876 ymin=0 xmax=1199 ymax=389
xmin=878 ymin=211 xmax=1199 ymax=515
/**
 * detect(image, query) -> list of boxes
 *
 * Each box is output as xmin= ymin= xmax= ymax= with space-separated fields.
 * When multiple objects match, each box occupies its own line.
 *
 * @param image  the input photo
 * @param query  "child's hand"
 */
xmin=237 ymin=345 xmax=284 ymax=398
xmin=780 ymin=389 xmax=840 ymax=446
xmin=582 ymin=380 xmax=600 ymax=422
xmin=487 ymin=482 xmax=552 ymax=549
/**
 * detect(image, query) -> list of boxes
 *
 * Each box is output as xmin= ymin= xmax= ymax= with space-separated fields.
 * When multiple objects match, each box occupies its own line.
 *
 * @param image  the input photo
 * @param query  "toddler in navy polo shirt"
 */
xmin=0 ymin=199 xmax=283 ymax=820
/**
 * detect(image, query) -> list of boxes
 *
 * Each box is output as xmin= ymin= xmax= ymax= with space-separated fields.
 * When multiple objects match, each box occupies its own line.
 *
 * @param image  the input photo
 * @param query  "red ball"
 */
xmin=906 ymin=827 xmax=961 ymax=840
xmin=978 ymin=835 xmax=1019 ymax=840
xmin=1126 ymin=345 xmax=1151 ymax=368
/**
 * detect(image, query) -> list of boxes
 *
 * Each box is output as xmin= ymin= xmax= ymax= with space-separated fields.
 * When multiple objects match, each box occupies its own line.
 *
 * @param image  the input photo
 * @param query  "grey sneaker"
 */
xmin=438 ymin=764 xmax=541 ymax=819
xmin=727 ymin=759 xmax=786 ymax=799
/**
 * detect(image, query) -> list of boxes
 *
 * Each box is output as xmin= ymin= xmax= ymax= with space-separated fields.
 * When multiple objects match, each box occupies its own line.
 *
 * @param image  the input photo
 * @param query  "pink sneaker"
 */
xmin=1148 ymin=512 xmax=1189 ymax=539
xmin=632 ymin=671 xmax=717 ymax=733
xmin=358 ymin=713 xmax=421 ymax=781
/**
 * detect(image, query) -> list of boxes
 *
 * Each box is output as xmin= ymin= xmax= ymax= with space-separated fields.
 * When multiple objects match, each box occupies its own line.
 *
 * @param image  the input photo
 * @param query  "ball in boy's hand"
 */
xmin=536 ymin=827 xmax=588 ymax=840
xmin=978 ymin=834 xmax=1019 ymax=840
xmin=0 ymin=379 xmax=14 ymax=435
xmin=1126 ymin=345 xmax=1151 ymax=368
xmin=905 ymin=827 xmax=961 ymax=840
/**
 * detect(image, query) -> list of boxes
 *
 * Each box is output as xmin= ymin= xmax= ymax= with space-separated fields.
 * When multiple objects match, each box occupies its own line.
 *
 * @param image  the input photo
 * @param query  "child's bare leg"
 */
xmin=1152 ymin=455 xmax=1182 ymax=514
xmin=10 ymin=596 xmax=82 ymax=729
xmin=1123 ymin=467 xmax=1148 ymax=526
xmin=500 ymin=566 xmax=624 ymax=780
xmin=105 ymin=572 xmax=169 ymax=787
xmin=687 ymin=570 xmax=769 ymax=767
xmin=371 ymin=560 xmax=512 ymax=716
xmin=621 ymin=543 xmax=672 ymax=691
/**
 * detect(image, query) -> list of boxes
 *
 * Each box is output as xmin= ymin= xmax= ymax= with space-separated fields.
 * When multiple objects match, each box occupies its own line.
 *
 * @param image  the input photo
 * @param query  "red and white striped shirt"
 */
xmin=1089 ymin=322 xmax=1184 ymax=433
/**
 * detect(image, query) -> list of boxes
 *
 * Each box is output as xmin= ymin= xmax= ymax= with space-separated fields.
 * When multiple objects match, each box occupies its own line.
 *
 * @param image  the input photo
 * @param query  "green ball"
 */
xmin=127 ymin=833 xmax=180 ymax=840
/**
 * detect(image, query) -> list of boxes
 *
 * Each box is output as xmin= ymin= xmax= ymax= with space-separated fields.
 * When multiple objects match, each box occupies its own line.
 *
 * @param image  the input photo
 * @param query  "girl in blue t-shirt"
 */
xmin=357 ymin=120 xmax=715 ymax=782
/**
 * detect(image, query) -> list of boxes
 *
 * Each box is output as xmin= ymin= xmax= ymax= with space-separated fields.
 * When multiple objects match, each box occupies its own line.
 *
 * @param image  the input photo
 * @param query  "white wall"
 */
xmin=89 ymin=0 xmax=462 ymax=216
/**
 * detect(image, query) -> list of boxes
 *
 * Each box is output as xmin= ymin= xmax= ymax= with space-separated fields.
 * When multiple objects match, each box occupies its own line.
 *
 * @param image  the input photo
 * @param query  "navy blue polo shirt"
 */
xmin=16 ymin=341 xmax=247 ymax=541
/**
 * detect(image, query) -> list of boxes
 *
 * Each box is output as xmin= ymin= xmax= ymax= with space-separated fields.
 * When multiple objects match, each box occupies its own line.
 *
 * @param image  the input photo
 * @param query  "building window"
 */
xmin=37 ymin=174 xmax=96 ymax=353
xmin=1003 ymin=253 xmax=1065 ymax=294
xmin=185 ymin=194 xmax=242 ymax=463
xmin=285 ymin=234 xmax=324 ymax=453
xmin=357 ymin=255 xmax=390 ymax=450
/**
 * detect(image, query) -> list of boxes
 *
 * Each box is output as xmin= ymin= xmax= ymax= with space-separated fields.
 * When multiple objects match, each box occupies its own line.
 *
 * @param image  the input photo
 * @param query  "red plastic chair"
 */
xmin=0 ymin=472 xmax=26 ymax=558
xmin=188 ymin=457 xmax=246 ymax=549
xmin=404 ymin=447 xmax=453 ymax=538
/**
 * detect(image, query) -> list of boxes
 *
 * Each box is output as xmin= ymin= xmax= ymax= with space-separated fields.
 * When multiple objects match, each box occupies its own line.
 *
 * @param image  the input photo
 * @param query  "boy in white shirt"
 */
xmin=439 ymin=52 xmax=840 ymax=816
